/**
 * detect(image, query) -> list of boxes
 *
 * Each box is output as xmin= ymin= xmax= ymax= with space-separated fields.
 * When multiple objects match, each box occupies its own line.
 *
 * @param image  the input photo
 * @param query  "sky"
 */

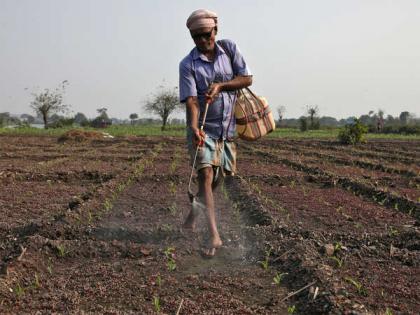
xmin=1 ymin=0 xmax=419 ymax=120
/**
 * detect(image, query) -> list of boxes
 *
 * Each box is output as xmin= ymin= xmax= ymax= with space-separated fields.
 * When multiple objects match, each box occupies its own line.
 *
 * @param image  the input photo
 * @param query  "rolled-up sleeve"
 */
xmin=228 ymin=40 xmax=252 ymax=76
xmin=179 ymin=58 xmax=197 ymax=103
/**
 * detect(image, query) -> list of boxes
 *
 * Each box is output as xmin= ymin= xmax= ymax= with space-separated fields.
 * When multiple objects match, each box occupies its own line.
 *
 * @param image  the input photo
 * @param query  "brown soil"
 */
xmin=0 ymin=135 xmax=419 ymax=314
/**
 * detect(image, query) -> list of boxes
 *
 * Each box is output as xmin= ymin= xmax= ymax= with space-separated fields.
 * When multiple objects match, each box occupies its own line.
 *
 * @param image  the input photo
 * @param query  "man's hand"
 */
xmin=205 ymin=82 xmax=223 ymax=104
xmin=191 ymin=127 xmax=206 ymax=147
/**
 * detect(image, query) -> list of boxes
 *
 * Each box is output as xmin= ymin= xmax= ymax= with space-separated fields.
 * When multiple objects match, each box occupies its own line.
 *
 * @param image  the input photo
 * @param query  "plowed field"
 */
xmin=0 ymin=135 xmax=419 ymax=314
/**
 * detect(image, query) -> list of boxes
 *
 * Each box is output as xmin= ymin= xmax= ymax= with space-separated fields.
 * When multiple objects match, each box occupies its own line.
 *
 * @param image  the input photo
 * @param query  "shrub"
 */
xmin=48 ymin=117 xmax=75 ymax=129
xmin=338 ymin=119 xmax=368 ymax=144
xmin=382 ymin=125 xmax=420 ymax=135
xmin=299 ymin=117 xmax=308 ymax=132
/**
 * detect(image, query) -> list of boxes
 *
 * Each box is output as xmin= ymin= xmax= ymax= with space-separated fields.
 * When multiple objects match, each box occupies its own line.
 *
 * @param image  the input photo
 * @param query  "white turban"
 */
xmin=186 ymin=9 xmax=218 ymax=31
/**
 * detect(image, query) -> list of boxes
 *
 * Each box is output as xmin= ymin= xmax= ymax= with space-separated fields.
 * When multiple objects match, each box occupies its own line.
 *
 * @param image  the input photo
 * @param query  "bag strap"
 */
xmin=217 ymin=40 xmax=233 ymax=65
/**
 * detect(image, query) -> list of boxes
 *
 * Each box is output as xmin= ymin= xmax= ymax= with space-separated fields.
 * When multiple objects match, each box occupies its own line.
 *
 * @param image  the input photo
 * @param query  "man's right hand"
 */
xmin=191 ymin=127 xmax=206 ymax=147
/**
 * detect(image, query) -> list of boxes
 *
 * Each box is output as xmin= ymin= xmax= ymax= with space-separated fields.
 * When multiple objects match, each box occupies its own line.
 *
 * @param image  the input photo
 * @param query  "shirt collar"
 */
xmin=192 ymin=41 xmax=226 ymax=62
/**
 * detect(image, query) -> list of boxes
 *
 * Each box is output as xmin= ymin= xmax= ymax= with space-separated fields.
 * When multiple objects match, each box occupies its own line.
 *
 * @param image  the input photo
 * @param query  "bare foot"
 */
xmin=202 ymin=236 xmax=223 ymax=258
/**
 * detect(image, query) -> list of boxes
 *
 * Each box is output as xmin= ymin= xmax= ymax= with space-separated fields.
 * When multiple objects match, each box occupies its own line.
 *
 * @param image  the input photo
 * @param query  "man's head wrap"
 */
xmin=186 ymin=9 xmax=218 ymax=31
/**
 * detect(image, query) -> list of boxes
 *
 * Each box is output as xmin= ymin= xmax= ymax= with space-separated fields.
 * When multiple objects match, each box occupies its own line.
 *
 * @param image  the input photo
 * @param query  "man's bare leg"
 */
xmin=197 ymin=167 xmax=222 ymax=256
xmin=183 ymin=166 xmax=222 ymax=231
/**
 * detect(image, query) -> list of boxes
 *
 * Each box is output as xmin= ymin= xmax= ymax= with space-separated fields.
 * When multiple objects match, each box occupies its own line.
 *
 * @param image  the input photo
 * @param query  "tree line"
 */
xmin=277 ymin=105 xmax=419 ymax=134
xmin=1 ymin=80 xmax=418 ymax=135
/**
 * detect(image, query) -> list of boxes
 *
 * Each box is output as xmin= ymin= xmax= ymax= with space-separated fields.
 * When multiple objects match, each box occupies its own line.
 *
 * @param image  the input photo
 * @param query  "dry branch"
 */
xmin=280 ymin=281 xmax=317 ymax=302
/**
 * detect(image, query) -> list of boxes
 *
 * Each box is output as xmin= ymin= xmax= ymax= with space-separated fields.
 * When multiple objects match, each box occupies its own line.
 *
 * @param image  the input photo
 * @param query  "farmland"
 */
xmin=0 ymin=133 xmax=419 ymax=314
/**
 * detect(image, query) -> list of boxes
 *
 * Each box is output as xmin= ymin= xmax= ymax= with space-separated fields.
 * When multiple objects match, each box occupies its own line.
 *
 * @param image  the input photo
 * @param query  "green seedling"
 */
xmin=168 ymin=181 xmax=177 ymax=195
xmin=104 ymin=199 xmax=112 ymax=212
xmin=388 ymin=226 xmax=399 ymax=237
xmin=14 ymin=283 xmax=25 ymax=298
xmin=87 ymin=210 xmax=93 ymax=224
xmin=167 ymin=259 xmax=176 ymax=271
xmin=161 ymin=224 xmax=172 ymax=232
xmin=273 ymin=272 xmax=287 ymax=285
xmin=33 ymin=273 xmax=40 ymax=289
xmin=168 ymin=203 xmax=177 ymax=215
xmin=153 ymin=296 xmax=161 ymax=313
xmin=56 ymin=244 xmax=67 ymax=257
xmin=287 ymin=305 xmax=296 ymax=314
xmin=260 ymin=248 xmax=272 ymax=271
xmin=164 ymin=247 xmax=176 ymax=272
xmin=47 ymin=257 xmax=53 ymax=275
xmin=345 ymin=276 xmax=367 ymax=296
xmin=330 ymin=256 xmax=343 ymax=268
xmin=334 ymin=242 xmax=342 ymax=253
xmin=117 ymin=183 xmax=126 ymax=193
xmin=156 ymin=274 xmax=162 ymax=287
xmin=394 ymin=203 xmax=399 ymax=211
xmin=385 ymin=307 xmax=393 ymax=315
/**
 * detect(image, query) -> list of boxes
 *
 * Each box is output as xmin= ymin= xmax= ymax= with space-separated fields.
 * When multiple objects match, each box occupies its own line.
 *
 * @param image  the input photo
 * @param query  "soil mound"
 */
xmin=58 ymin=129 xmax=113 ymax=143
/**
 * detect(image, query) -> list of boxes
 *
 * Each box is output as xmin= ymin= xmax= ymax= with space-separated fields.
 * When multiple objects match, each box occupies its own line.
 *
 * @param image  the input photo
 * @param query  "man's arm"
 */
xmin=206 ymin=75 xmax=252 ymax=103
xmin=186 ymin=96 xmax=205 ymax=145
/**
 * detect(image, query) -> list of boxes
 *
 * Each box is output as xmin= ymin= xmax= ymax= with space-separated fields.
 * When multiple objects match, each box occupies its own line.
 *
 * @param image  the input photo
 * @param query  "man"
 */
xmin=179 ymin=9 xmax=252 ymax=257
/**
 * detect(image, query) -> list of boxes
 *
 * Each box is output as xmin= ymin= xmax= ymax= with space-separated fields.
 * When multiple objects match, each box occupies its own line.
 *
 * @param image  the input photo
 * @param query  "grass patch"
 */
xmin=1 ymin=125 xmax=419 ymax=140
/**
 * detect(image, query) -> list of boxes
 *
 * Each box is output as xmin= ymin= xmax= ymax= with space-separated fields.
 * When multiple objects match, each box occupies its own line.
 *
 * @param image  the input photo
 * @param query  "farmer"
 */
xmin=179 ymin=9 xmax=252 ymax=257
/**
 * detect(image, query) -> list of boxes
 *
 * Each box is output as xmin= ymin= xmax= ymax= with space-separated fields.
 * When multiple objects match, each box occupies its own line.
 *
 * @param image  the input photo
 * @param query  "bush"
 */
xmin=48 ymin=118 xmax=75 ymax=129
xmin=299 ymin=117 xmax=308 ymax=132
xmin=338 ymin=119 xmax=368 ymax=144
xmin=310 ymin=120 xmax=320 ymax=130
xmin=381 ymin=125 xmax=420 ymax=135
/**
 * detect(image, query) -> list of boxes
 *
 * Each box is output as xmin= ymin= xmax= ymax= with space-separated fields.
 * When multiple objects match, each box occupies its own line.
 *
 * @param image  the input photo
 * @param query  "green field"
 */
xmin=1 ymin=125 xmax=419 ymax=140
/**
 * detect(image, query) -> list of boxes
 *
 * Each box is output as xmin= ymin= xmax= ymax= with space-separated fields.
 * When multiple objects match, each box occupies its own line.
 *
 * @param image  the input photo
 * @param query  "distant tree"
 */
xmin=299 ymin=116 xmax=308 ymax=132
xmin=144 ymin=86 xmax=181 ymax=131
xmin=399 ymin=111 xmax=411 ymax=125
xmin=30 ymin=80 xmax=70 ymax=129
xmin=306 ymin=105 xmax=319 ymax=129
xmin=277 ymin=106 xmax=286 ymax=122
xmin=74 ymin=112 xmax=88 ymax=125
xmin=91 ymin=108 xmax=111 ymax=128
xmin=319 ymin=116 xmax=338 ymax=126
xmin=376 ymin=109 xmax=385 ymax=132
xmin=0 ymin=112 xmax=11 ymax=127
xmin=20 ymin=114 xmax=35 ymax=124
xmin=129 ymin=113 xmax=138 ymax=125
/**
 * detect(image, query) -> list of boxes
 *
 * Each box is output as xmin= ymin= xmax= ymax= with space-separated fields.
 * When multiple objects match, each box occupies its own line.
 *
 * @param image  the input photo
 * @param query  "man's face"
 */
xmin=190 ymin=27 xmax=216 ymax=53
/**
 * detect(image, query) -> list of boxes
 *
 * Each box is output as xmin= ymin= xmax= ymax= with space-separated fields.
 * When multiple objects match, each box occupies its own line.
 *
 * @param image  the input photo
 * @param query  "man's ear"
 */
xmin=214 ymin=26 xmax=218 ymax=35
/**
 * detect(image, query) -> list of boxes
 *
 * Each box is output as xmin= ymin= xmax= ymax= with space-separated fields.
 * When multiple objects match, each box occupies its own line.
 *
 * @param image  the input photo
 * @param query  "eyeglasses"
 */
xmin=191 ymin=29 xmax=213 ymax=41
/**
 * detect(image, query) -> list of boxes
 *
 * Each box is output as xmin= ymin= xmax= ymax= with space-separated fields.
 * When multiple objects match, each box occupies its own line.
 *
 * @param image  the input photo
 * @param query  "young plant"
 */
xmin=14 ymin=283 xmax=25 ymax=298
xmin=103 ymin=199 xmax=112 ymax=212
xmin=164 ymin=247 xmax=176 ymax=272
xmin=56 ymin=244 xmax=67 ymax=257
xmin=385 ymin=307 xmax=393 ymax=315
xmin=153 ymin=296 xmax=161 ymax=313
xmin=330 ymin=256 xmax=343 ymax=268
xmin=388 ymin=226 xmax=399 ymax=237
xmin=345 ymin=277 xmax=367 ymax=296
xmin=260 ymin=248 xmax=272 ymax=271
xmin=33 ymin=273 xmax=40 ymax=289
xmin=156 ymin=274 xmax=162 ymax=287
xmin=273 ymin=272 xmax=287 ymax=285
xmin=168 ymin=203 xmax=177 ymax=215
xmin=47 ymin=257 xmax=53 ymax=275
xmin=287 ymin=305 xmax=296 ymax=314
xmin=168 ymin=181 xmax=177 ymax=195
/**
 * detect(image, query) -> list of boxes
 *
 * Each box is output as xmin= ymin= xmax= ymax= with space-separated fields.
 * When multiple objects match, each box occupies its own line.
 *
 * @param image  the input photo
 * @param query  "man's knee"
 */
xmin=198 ymin=167 xmax=214 ymax=185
